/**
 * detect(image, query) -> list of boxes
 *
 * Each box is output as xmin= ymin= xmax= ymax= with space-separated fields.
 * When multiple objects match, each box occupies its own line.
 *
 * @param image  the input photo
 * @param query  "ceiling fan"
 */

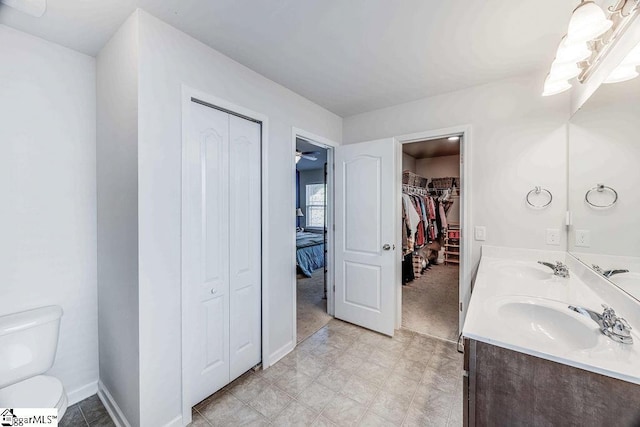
xmin=296 ymin=150 xmax=319 ymax=163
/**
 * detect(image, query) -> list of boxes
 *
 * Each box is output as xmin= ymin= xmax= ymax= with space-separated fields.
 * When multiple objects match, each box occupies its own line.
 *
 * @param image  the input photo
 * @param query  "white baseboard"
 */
xmin=267 ymin=340 xmax=294 ymax=368
xmin=67 ymin=381 xmax=98 ymax=406
xmin=163 ymin=414 xmax=184 ymax=427
xmin=98 ymin=381 xmax=132 ymax=427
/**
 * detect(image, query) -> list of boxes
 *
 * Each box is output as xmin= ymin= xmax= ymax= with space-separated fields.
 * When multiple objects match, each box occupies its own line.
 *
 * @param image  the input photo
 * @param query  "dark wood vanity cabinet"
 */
xmin=463 ymin=338 xmax=640 ymax=427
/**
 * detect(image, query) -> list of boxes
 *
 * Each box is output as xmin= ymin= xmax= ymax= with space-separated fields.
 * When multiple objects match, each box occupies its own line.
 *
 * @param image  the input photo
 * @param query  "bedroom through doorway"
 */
xmin=295 ymin=137 xmax=332 ymax=343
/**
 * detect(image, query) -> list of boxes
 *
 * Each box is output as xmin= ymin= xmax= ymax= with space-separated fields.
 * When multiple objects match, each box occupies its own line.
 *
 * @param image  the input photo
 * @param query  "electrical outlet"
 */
xmin=474 ymin=226 xmax=486 ymax=241
xmin=546 ymin=228 xmax=560 ymax=245
xmin=575 ymin=229 xmax=590 ymax=247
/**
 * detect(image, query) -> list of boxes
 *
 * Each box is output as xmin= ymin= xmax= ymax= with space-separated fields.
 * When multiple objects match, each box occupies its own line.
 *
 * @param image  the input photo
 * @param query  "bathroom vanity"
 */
xmin=462 ymin=247 xmax=640 ymax=426
xmin=464 ymin=339 xmax=640 ymax=426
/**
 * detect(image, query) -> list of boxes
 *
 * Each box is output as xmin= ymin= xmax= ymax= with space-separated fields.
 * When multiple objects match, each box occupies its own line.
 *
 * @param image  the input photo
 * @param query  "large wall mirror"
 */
xmin=568 ymin=74 xmax=640 ymax=300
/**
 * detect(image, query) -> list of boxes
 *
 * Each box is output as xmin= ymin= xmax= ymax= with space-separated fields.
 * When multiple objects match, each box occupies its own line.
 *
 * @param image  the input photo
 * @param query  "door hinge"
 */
xmin=459 ymin=302 xmax=463 ymax=312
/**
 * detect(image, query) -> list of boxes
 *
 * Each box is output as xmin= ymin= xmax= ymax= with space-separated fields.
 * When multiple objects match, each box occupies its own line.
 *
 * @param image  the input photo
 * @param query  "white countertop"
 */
xmin=463 ymin=245 xmax=640 ymax=385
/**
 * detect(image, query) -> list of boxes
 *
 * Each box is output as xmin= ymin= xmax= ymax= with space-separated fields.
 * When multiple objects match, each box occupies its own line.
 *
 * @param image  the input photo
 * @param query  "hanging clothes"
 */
xmin=402 ymin=194 xmax=420 ymax=237
xmin=439 ymin=200 xmax=448 ymax=230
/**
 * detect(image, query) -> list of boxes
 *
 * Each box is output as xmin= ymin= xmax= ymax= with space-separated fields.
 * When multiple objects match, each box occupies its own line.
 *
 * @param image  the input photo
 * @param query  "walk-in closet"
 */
xmin=401 ymin=137 xmax=461 ymax=341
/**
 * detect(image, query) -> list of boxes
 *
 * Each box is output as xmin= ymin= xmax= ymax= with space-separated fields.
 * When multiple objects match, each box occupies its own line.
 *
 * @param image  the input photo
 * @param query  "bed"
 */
xmin=296 ymin=231 xmax=325 ymax=277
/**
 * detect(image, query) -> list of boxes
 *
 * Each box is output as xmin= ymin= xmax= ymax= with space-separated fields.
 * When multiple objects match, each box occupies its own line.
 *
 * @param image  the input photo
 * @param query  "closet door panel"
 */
xmin=229 ymin=114 xmax=262 ymax=380
xmin=185 ymin=101 xmax=231 ymax=405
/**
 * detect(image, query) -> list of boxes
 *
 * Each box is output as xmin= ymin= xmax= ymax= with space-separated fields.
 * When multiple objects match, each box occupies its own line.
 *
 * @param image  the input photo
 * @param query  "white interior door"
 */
xmin=185 ymin=101 xmax=231 ymax=405
xmin=334 ymin=138 xmax=396 ymax=336
xmin=228 ymin=115 xmax=261 ymax=380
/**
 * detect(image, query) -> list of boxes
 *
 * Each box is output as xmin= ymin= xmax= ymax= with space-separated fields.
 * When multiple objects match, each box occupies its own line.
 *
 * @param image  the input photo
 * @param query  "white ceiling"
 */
xmin=0 ymin=0 xmax=576 ymax=116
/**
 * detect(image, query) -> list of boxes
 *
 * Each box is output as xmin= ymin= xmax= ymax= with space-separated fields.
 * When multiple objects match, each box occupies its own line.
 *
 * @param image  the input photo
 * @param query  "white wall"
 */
xmin=135 ymin=10 xmax=342 ymax=426
xmin=344 ymin=73 xmax=570 ymax=270
xmin=0 ymin=25 xmax=98 ymax=404
xmin=298 ymin=168 xmax=325 ymax=228
xmin=415 ymin=155 xmax=459 ymax=179
xmin=402 ymin=153 xmax=416 ymax=173
xmin=96 ymin=13 xmax=140 ymax=427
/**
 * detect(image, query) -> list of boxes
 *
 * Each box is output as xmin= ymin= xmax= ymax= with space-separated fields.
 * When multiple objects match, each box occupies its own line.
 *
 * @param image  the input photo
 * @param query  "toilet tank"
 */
xmin=0 ymin=306 xmax=63 ymax=389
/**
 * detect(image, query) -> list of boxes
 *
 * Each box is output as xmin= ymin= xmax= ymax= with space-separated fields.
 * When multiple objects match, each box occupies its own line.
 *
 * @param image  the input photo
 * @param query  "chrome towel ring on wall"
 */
xmin=585 ymin=184 xmax=618 ymax=208
xmin=526 ymin=186 xmax=553 ymax=209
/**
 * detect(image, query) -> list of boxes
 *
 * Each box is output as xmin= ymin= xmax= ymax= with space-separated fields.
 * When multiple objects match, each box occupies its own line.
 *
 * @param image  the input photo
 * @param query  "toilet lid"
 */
xmin=0 ymin=375 xmax=65 ymax=409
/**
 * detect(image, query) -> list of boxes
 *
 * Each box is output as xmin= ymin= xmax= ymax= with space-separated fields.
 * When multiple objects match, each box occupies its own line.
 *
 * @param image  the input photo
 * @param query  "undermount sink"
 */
xmin=488 ymin=296 xmax=600 ymax=352
xmin=492 ymin=260 xmax=555 ymax=280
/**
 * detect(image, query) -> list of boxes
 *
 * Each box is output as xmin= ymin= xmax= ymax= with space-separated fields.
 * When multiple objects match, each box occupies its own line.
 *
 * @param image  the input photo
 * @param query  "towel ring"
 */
xmin=585 ymin=184 xmax=618 ymax=208
xmin=526 ymin=186 xmax=552 ymax=209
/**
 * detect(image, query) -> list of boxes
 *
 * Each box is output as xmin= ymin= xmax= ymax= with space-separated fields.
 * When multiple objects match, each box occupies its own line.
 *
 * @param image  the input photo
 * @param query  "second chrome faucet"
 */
xmin=592 ymin=264 xmax=629 ymax=278
xmin=538 ymin=261 xmax=570 ymax=278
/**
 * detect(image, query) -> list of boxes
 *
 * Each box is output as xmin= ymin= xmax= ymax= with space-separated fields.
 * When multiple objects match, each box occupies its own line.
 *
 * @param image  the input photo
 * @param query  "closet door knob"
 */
xmin=210 ymin=289 xmax=217 ymax=295
xmin=383 ymin=244 xmax=391 ymax=251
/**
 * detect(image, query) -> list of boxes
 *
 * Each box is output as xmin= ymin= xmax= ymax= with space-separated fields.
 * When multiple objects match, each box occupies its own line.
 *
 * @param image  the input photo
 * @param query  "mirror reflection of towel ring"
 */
xmin=585 ymin=184 xmax=618 ymax=208
xmin=526 ymin=186 xmax=552 ymax=209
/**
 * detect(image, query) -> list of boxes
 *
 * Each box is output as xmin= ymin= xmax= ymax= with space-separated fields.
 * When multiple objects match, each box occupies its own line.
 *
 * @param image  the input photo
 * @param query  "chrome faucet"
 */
xmin=592 ymin=264 xmax=629 ymax=278
xmin=605 ymin=269 xmax=630 ymax=278
xmin=538 ymin=261 xmax=570 ymax=278
xmin=568 ymin=304 xmax=633 ymax=344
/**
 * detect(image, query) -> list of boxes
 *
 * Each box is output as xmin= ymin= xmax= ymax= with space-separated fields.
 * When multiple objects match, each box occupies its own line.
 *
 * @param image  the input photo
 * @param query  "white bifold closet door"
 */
xmin=184 ymin=100 xmax=261 ymax=406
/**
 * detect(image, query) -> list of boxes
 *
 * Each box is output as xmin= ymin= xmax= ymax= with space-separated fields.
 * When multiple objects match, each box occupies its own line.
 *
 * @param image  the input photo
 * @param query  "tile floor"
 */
xmin=60 ymin=394 xmax=115 ymax=427
xmin=297 ymin=269 xmax=332 ymax=343
xmin=192 ymin=319 xmax=463 ymax=426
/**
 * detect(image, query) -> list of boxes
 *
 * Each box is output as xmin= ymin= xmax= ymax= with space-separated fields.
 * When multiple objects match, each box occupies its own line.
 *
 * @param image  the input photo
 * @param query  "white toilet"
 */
xmin=0 ymin=306 xmax=68 ymax=417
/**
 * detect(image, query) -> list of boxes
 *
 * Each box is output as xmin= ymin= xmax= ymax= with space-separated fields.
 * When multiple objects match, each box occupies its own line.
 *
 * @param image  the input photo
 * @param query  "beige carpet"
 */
xmin=402 ymin=263 xmax=459 ymax=341
xmin=296 ymin=269 xmax=331 ymax=343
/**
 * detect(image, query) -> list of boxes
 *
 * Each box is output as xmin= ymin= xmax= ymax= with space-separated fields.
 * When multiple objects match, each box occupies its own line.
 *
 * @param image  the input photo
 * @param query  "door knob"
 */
xmin=383 ymin=244 xmax=391 ymax=251
xmin=210 ymin=289 xmax=217 ymax=295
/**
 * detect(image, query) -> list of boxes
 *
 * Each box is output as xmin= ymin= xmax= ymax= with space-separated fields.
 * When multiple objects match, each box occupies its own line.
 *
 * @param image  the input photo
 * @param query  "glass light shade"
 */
xmin=604 ymin=64 xmax=639 ymax=84
xmin=555 ymin=36 xmax=591 ymax=63
xmin=567 ymin=1 xmax=612 ymax=43
xmin=621 ymin=43 xmax=640 ymax=66
xmin=549 ymin=61 xmax=581 ymax=80
xmin=542 ymin=76 xmax=572 ymax=96
xmin=296 ymin=208 xmax=304 ymax=217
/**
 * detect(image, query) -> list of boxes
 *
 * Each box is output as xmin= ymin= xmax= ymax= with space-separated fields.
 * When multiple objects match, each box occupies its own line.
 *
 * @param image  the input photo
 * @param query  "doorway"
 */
xmin=399 ymin=136 xmax=462 ymax=341
xmin=293 ymin=131 xmax=337 ymax=343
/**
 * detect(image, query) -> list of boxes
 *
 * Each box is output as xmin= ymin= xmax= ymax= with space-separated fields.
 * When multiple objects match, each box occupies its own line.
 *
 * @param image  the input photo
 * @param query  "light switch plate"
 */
xmin=575 ymin=229 xmax=590 ymax=247
xmin=474 ymin=226 xmax=486 ymax=241
xmin=546 ymin=228 xmax=560 ymax=245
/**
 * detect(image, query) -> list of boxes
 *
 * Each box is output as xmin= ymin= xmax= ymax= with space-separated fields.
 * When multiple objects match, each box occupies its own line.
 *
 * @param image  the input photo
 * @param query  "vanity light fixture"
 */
xmin=549 ymin=61 xmax=582 ymax=80
xmin=604 ymin=63 xmax=639 ymax=82
xmin=543 ymin=0 xmax=640 ymax=96
xmin=543 ymin=75 xmax=573 ymax=96
xmin=556 ymin=36 xmax=592 ymax=63
xmin=567 ymin=1 xmax=613 ymax=43
xmin=604 ymin=41 xmax=640 ymax=83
